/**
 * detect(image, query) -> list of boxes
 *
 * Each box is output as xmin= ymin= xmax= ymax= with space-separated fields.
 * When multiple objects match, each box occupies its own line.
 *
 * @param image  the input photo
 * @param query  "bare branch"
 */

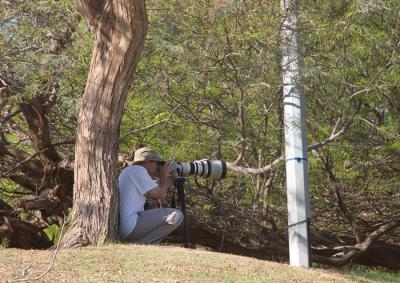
xmin=308 ymin=124 xmax=347 ymax=151
xmin=227 ymin=124 xmax=347 ymax=175
xmin=314 ymin=218 xmax=400 ymax=266
xmin=357 ymin=117 xmax=400 ymax=139
xmin=120 ymin=105 xmax=181 ymax=139
xmin=318 ymin=148 xmax=362 ymax=243
xmin=0 ymin=143 xmax=43 ymax=177
xmin=6 ymin=214 xmax=71 ymax=283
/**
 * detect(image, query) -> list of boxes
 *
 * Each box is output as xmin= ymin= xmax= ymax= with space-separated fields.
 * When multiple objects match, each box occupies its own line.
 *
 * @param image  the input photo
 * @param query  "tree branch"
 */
xmin=227 ymin=122 xmax=347 ymax=175
xmin=19 ymin=96 xmax=61 ymax=163
xmin=75 ymin=0 xmax=106 ymax=30
xmin=318 ymin=148 xmax=362 ymax=243
xmin=120 ymin=105 xmax=181 ymax=139
xmin=313 ymin=218 xmax=400 ymax=266
xmin=0 ymin=143 xmax=43 ymax=177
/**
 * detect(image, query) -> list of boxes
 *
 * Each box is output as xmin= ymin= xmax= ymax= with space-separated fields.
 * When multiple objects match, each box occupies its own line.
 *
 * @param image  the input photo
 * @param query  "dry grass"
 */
xmin=0 ymin=244 xmax=395 ymax=283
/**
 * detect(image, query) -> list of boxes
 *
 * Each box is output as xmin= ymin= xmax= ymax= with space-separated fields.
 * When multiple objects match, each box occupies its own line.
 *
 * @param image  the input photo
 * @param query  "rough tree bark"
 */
xmin=60 ymin=0 xmax=148 ymax=247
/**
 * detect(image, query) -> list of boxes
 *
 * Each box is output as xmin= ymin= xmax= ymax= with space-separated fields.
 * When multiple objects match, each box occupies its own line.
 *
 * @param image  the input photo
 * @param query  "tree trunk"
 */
xmin=61 ymin=0 xmax=148 ymax=247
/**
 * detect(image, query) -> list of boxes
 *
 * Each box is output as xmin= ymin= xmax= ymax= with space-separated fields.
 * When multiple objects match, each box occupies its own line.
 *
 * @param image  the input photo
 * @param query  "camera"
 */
xmin=169 ymin=160 xmax=227 ymax=179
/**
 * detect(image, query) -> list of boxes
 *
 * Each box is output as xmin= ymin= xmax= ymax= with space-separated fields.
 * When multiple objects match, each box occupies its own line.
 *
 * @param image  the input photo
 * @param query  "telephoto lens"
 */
xmin=171 ymin=160 xmax=227 ymax=179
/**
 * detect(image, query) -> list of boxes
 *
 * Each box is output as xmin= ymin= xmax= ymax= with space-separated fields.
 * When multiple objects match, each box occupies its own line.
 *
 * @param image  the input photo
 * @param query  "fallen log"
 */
xmin=167 ymin=219 xmax=400 ymax=270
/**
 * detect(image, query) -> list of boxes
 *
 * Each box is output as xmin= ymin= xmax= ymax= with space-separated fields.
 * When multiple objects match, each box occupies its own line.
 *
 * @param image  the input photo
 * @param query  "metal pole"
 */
xmin=281 ymin=0 xmax=311 ymax=267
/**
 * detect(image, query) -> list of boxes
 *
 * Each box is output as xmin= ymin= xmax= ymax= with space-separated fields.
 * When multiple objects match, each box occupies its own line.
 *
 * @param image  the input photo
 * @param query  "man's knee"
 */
xmin=165 ymin=209 xmax=183 ymax=226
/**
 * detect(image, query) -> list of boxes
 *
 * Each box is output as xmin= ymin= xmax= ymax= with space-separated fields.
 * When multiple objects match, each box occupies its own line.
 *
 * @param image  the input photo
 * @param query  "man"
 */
xmin=119 ymin=146 xmax=183 ymax=243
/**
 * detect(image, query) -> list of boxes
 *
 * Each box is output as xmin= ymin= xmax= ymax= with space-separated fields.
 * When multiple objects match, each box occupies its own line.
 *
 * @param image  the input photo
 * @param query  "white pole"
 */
xmin=280 ymin=0 xmax=311 ymax=267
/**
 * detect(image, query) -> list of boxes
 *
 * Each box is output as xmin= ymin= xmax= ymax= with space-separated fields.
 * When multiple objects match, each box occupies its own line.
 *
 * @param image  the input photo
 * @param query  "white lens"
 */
xmin=171 ymin=160 xmax=226 ymax=179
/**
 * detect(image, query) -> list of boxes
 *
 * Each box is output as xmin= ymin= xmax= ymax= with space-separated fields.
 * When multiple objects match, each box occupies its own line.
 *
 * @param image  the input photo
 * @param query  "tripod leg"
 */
xmin=176 ymin=178 xmax=190 ymax=247
xmin=171 ymin=191 xmax=176 ymax=208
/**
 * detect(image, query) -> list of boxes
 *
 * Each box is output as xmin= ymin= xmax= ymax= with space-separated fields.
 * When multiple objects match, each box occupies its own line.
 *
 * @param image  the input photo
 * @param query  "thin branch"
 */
xmin=308 ymin=122 xmax=347 ymax=151
xmin=4 ymin=46 xmax=42 ymax=56
xmin=349 ymin=88 xmax=370 ymax=99
xmin=0 ymin=144 xmax=44 ymax=177
xmin=6 ymin=214 xmax=71 ymax=283
xmin=357 ymin=117 xmax=400 ymax=138
xmin=227 ymin=156 xmax=283 ymax=176
xmin=227 ymin=123 xmax=347 ymax=175
xmin=120 ymin=105 xmax=181 ymax=139
xmin=233 ymin=90 xmax=246 ymax=165
xmin=318 ymin=148 xmax=362 ymax=243
xmin=0 ymin=139 xmax=74 ymax=178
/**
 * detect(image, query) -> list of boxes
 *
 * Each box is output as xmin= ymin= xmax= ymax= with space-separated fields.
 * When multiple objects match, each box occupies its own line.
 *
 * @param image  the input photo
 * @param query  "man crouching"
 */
xmin=119 ymin=146 xmax=183 ymax=244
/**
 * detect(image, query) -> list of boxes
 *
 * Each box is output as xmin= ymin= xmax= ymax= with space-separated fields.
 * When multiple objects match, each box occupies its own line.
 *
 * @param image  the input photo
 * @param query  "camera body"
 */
xmin=170 ymin=160 xmax=226 ymax=179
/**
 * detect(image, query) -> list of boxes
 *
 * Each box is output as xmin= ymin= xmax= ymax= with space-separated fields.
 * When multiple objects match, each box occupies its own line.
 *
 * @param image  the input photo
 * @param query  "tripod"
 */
xmin=171 ymin=177 xmax=190 ymax=247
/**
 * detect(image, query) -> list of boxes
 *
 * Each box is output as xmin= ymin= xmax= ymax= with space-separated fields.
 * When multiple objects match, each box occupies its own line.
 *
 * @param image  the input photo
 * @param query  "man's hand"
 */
xmin=158 ymin=162 xmax=172 ymax=180
xmin=149 ymin=162 xmax=175 ymax=200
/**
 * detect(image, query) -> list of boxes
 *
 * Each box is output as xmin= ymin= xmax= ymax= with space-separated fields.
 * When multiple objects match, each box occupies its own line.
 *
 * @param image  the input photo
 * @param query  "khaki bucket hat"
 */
xmin=133 ymin=147 xmax=164 ymax=163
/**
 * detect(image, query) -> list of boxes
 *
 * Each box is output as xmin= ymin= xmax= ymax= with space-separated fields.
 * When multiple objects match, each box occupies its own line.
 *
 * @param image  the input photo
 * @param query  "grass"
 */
xmin=332 ymin=265 xmax=400 ymax=283
xmin=0 ymin=244 xmax=399 ymax=282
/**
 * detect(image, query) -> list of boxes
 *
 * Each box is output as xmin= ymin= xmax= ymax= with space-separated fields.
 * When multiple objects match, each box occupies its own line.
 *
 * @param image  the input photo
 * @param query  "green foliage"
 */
xmin=0 ymin=178 xmax=20 ymax=208
xmin=126 ymin=0 xmax=400 ymax=239
xmin=43 ymin=207 xmax=72 ymax=244
xmin=43 ymin=224 xmax=61 ymax=244
xmin=1 ymin=0 xmax=399 ymax=260
xmin=0 ymin=238 xmax=10 ymax=249
xmin=1 ymin=0 xmax=90 ymax=142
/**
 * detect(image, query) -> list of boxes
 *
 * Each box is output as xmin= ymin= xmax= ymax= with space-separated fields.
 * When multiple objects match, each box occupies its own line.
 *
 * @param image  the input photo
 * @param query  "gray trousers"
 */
xmin=125 ymin=208 xmax=183 ymax=244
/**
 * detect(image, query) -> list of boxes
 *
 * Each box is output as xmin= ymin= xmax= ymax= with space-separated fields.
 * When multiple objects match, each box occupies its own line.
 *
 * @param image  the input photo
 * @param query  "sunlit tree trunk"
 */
xmin=61 ymin=0 xmax=148 ymax=247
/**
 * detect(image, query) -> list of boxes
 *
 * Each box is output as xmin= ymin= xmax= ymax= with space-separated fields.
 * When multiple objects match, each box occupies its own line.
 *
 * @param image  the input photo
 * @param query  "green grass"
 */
xmin=0 ymin=244 xmax=399 ymax=282
xmin=333 ymin=266 xmax=400 ymax=283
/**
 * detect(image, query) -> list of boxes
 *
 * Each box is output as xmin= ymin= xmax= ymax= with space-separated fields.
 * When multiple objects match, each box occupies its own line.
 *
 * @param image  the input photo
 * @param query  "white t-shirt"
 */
xmin=119 ymin=165 xmax=157 ymax=240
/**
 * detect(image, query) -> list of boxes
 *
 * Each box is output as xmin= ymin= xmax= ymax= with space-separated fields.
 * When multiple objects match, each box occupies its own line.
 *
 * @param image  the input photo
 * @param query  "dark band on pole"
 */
xmin=286 ymin=157 xmax=308 ymax=162
xmin=288 ymin=218 xmax=310 ymax=228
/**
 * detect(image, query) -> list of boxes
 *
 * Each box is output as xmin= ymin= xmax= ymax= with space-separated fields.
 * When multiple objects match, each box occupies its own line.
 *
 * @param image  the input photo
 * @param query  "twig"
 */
xmin=308 ymin=122 xmax=347 ymax=151
xmin=6 ymin=213 xmax=71 ymax=283
xmin=5 ymin=266 xmax=32 ymax=282
xmin=357 ymin=117 xmax=400 ymax=138
xmin=349 ymin=88 xmax=370 ymax=99
xmin=121 ymin=104 xmax=181 ymax=139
